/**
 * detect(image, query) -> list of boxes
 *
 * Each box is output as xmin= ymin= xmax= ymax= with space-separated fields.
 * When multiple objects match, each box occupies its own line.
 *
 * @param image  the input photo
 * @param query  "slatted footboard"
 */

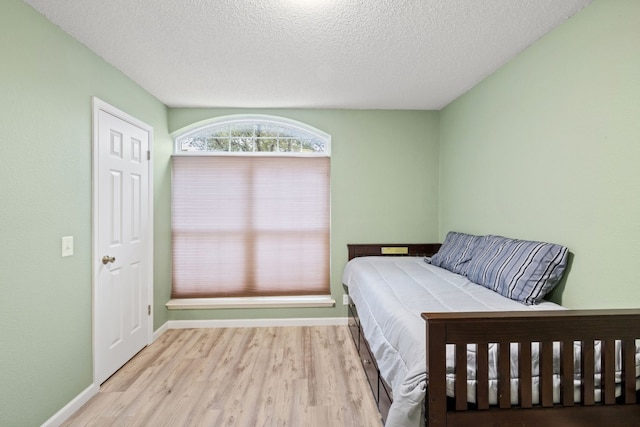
xmin=422 ymin=310 xmax=640 ymax=427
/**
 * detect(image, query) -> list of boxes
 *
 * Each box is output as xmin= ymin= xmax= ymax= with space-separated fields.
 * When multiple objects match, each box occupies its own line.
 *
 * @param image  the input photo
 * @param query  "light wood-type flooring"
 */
xmin=63 ymin=325 xmax=383 ymax=427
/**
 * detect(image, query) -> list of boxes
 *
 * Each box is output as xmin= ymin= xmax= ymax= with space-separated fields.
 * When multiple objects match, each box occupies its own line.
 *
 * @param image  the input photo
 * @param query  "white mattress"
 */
xmin=343 ymin=256 xmax=640 ymax=427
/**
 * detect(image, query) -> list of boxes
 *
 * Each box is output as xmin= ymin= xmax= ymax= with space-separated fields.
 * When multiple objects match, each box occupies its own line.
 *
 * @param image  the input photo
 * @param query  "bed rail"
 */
xmin=421 ymin=309 xmax=640 ymax=427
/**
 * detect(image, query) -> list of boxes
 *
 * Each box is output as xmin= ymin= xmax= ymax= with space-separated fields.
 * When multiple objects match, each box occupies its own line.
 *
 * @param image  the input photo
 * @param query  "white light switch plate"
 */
xmin=61 ymin=236 xmax=74 ymax=257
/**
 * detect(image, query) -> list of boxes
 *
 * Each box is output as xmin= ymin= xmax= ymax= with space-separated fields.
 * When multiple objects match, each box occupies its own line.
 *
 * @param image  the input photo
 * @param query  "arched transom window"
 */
xmin=175 ymin=115 xmax=330 ymax=155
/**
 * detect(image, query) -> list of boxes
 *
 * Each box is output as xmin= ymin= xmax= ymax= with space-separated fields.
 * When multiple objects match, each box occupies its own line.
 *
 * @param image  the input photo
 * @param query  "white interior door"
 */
xmin=93 ymin=98 xmax=152 ymax=385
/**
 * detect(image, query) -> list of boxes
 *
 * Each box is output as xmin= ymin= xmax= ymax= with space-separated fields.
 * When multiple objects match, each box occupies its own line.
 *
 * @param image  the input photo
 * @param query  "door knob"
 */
xmin=102 ymin=255 xmax=116 ymax=265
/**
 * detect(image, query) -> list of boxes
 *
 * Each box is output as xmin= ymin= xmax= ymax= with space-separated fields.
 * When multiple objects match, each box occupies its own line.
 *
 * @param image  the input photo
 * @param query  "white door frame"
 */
xmin=91 ymin=97 xmax=154 ymax=386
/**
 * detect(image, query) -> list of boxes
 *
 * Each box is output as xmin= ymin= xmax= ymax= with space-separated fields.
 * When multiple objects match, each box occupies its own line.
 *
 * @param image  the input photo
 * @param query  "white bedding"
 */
xmin=342 ymin=256 xmax=640 ymax=427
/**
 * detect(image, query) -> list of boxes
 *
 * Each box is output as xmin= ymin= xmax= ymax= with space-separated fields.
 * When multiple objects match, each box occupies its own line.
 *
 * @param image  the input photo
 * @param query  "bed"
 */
xmin=343 ymin=236 xmax=640 ymax=427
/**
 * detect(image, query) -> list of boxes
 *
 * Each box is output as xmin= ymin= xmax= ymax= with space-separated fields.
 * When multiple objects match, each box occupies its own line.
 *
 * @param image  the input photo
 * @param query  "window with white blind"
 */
xmin=169 ymin=115 xmax=331 ymax=309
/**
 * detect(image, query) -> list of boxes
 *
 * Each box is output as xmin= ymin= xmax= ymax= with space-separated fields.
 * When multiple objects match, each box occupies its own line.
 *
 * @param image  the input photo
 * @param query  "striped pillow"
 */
xmin=466 ymin=235 xmax=569 ymax=305
xmin=430 ymin=232 xmax=482 ymax=275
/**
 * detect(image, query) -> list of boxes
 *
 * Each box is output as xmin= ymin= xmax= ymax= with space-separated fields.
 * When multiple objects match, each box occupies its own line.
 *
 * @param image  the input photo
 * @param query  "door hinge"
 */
xmin=148 ymin=305 xmax=151 ymax=316
xmin=147 ymin=150 xmax=151 ymax=160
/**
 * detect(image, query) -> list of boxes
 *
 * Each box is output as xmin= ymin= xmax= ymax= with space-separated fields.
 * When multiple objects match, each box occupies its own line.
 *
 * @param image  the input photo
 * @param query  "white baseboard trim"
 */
xmin=167 ymin=317 xmax=348 ymax=329
xmin=152 ymin=321 xmax=169 ymax=342
xmin=41 ymin=383 xmax=99 ymax=427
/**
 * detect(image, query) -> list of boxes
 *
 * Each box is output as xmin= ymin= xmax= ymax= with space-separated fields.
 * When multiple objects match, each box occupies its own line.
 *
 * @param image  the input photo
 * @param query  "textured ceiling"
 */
xmin=23 ymin=0 xmax=591 ymax=110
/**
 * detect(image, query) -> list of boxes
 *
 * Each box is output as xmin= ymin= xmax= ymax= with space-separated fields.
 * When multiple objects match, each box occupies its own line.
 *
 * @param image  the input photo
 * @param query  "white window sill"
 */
xmin=166 ymin=295 xmax=336 ymax=310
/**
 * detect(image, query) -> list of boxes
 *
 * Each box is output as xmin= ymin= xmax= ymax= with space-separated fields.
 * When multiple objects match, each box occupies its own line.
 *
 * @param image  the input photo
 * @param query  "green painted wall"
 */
xmin=166 ymin=108 xmax=440 ymax=320
xmin=0 ymin=1 xmax=171 ymax=425
xmin=439 ymin=0 xmax=640 ymax=308
xmin=5 ymin=0 xmax=638 ymax=424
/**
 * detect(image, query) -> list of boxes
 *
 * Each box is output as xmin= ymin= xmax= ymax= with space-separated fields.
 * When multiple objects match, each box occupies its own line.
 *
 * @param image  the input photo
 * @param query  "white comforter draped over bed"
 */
xmin=342 ymin=256 xmax=566 ymax=427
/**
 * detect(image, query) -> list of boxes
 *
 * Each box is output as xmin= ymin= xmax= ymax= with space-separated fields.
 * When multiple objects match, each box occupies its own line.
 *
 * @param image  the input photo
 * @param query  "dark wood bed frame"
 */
xmin=346 ymin=243 xmax=640 ymax=426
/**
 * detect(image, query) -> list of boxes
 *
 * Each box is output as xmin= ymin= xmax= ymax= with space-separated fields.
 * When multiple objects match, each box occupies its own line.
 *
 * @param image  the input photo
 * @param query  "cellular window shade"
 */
xmin=171 ymin=156 xmax=330 ymax=298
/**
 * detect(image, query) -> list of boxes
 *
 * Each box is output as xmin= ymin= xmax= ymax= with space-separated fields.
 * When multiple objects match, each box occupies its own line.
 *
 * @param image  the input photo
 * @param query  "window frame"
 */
xmin=173 ymin=114 xmax=331 ymax=157
xmin=168 ymin=114 xmax=334 ymax=310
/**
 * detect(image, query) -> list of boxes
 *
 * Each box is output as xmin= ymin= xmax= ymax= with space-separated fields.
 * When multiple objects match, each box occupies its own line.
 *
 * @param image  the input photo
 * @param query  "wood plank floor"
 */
xmin=63 ymin=325 xmax=382 ymax=427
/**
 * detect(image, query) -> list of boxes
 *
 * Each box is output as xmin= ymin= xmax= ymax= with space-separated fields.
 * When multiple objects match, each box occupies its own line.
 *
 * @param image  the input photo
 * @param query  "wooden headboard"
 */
xmin=347 ymin=243 xmax=441 ymax=261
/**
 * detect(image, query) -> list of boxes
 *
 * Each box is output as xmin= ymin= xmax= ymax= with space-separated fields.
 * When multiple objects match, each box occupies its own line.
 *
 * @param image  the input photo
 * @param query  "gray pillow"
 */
xmin=466 ymin=235 xmax=568 ymax=305
xmin=430 ymin=231 xmax=483 ymax=276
